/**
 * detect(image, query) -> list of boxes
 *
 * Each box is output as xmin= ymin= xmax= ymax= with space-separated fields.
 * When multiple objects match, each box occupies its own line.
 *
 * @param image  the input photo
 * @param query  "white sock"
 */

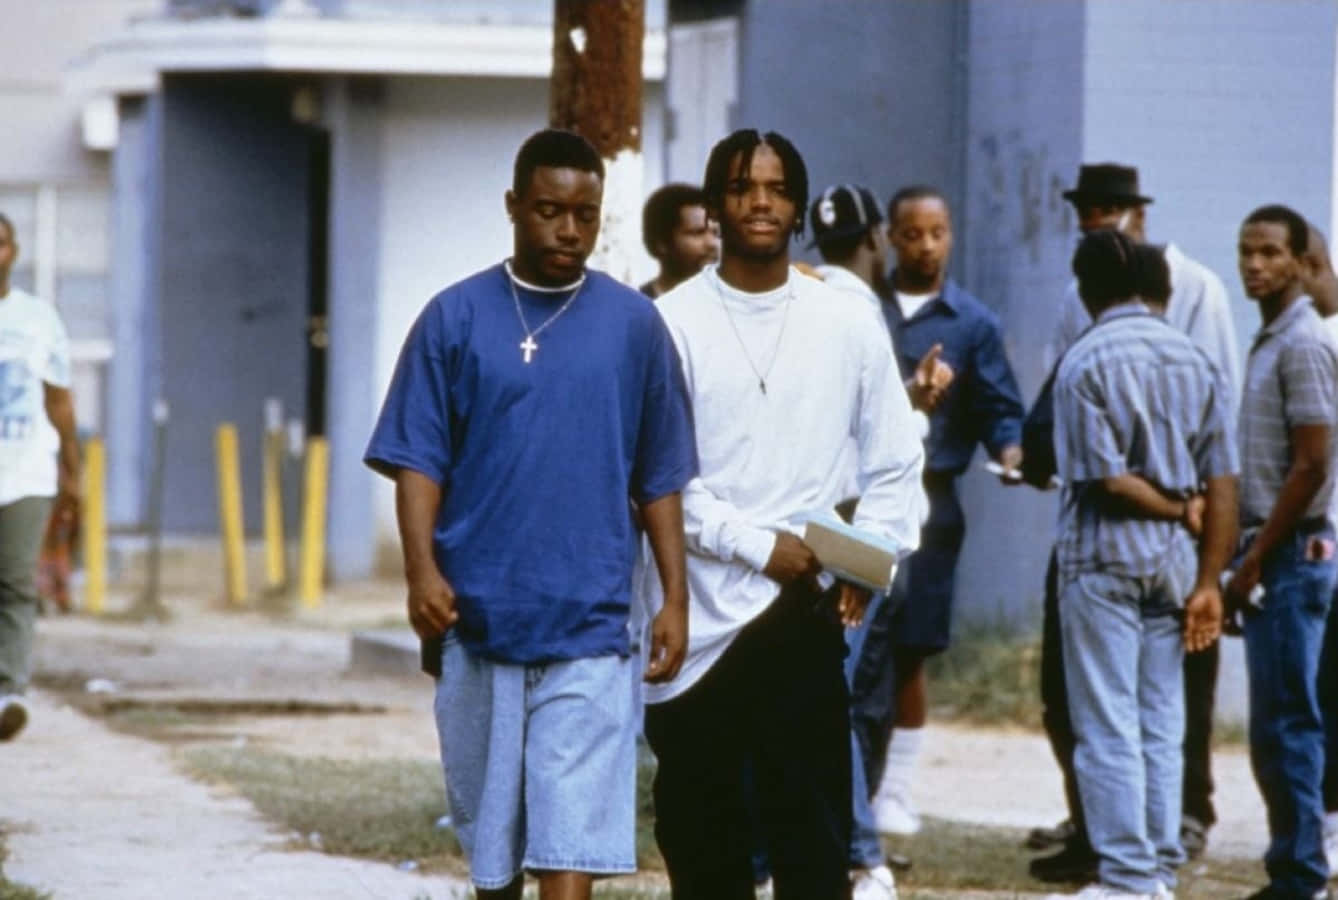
xmin=876 ymin=727 xmax=924 ymax=804
xmin=1325 ymin=810 xmax=1338 ymax=835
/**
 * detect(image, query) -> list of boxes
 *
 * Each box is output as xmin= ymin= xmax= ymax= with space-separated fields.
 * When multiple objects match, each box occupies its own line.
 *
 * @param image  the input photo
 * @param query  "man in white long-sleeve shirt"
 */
xmin=641 ymin=129 xmax=925 ymax=899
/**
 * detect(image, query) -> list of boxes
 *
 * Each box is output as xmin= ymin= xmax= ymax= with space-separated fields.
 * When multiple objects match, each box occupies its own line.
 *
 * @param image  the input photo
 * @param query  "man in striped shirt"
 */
xmin=1230 ymin=205 xmax=1338 ymax=900
xmin=1051 ymin=229 xmax=1238 ymax=900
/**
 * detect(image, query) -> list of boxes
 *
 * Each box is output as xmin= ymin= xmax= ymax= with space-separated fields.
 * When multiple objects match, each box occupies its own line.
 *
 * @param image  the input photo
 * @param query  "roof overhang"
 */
xmin=66 ymin=15 xmax=667 ymax=96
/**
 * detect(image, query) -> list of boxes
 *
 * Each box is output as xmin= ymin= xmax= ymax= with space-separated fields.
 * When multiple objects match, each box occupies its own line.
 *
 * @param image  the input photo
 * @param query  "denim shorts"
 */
xmin=434 ymin=636 xmax=638 ymax=889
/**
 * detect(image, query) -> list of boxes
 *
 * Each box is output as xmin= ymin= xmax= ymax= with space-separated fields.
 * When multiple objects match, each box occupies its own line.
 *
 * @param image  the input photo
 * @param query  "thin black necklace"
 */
xmin=711 ymin=271 xmax=792 ymax=395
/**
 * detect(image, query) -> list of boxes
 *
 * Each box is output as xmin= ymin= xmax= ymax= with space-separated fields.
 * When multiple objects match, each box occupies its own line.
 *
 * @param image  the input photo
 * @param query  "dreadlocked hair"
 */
xmin=702 ymin=129 xmax=808 ymax=241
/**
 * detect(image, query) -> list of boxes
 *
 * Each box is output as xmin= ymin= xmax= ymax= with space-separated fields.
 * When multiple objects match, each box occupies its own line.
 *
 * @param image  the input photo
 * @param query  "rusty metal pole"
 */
xmin=551 ymin=0 xmax=645 ymax=284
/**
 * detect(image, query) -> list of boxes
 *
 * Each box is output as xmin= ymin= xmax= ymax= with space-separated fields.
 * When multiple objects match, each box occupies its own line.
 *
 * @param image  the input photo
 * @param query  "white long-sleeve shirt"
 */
xmin=641 ymin=265 xmax=924 ymax=703
xmin=1045 ymin=243 xmax=1242 ymax=407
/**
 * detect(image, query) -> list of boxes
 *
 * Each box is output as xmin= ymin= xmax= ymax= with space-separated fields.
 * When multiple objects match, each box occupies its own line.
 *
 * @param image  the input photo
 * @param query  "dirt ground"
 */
xmin=1 ymin=581 xmax=1273 ymax=898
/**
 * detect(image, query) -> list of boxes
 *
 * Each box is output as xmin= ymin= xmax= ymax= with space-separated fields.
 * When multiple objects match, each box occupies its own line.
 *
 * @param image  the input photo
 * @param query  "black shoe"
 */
xmin=1241 ymin=887 xmax=1331 ymax=900
xmin=1025 ymin=818 xmax=1077 ymax=850
xmin=1028 ymin=840 xmax=1099 ymax=884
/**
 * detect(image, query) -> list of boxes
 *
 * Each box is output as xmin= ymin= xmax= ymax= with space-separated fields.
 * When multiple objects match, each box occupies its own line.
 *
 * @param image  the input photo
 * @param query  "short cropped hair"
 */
xmin=1133 ymin=244 xmax=1171 ymax=306
xmin=642 ymin=183 xmax=706 ymax=257
xmin=512 ymin=129 xmax=604 ymax=196
xmin=1243 ymin=204 xmax=1309 ymax=257
xmin=1072 ymin=228 xmax=1139 ymax=306
xmin=888 ymin=185 xmax=950 ymax=224
xmin=702 ymin=129 xmax=808 ymax=240
xmin=0 ymin=213 xmax=13 ymax=240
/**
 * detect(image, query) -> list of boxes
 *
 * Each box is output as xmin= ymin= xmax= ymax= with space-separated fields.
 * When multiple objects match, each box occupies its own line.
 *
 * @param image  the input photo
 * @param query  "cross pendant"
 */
xmin=520 ymin=335 xmax=538 ymax=364
xmin=759 ymin=379 xmax=767 ymax=395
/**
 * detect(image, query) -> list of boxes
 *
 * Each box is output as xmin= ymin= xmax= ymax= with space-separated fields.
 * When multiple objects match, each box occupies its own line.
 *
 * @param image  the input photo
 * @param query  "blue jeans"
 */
xmin=1242 ymin=524 xmax=1335 ymax=898
xmin=1061 ymin=565 xmax=1189 ymax=894
xmin=435 ymin=638 xmax=638 ymax=889
xmin=846 ymin=590 xmax=885 ymax=869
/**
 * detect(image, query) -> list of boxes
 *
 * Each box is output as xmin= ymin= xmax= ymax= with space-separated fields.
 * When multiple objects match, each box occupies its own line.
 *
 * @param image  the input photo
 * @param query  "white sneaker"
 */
xmin=1044 ymin=884 xmax=1158 ymax=900
xmin=851 ymin=864 xmax=897 ymax=900
xmin=1156 ymin=883 xmax=1175 ymax=900
xmin=755 ymin=877 xmax=774 ymax=899
xmin=0 ymin=694 xmax=28 ymax=741
xmin=872 ymin=790 xmax=921 ymax=836
xmin=1324 ymin=820 xmax=1338 ymax=875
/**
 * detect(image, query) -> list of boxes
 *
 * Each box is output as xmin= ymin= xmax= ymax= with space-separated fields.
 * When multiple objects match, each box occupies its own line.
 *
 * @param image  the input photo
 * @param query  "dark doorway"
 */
xmin=305 ymin=126 xmax=331 ymax=438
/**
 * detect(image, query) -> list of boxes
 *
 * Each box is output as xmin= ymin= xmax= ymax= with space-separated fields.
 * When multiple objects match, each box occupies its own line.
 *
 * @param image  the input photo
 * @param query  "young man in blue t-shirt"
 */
xmin=365 ymin=129 xmax=698 ymax=900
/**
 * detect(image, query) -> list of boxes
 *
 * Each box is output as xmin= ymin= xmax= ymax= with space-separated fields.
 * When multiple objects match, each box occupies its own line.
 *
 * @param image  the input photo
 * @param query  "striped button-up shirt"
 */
xmin=1054 ymin=304 xmax=1238 ymax=580
xmin=1240 ymin=297 xmax=1338 ymax=525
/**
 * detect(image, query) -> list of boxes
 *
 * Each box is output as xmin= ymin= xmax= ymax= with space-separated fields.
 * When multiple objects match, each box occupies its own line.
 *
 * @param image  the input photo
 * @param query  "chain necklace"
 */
xmin=506 ymin=262 xmax=585 ymax=364
xmin=712 ymin=271 xmax=792 ymax=395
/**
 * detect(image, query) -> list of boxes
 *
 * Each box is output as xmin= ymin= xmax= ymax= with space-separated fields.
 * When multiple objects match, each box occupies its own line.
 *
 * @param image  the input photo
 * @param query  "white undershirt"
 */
xmin=895 ymin=289 xmax=936 ymax=320
xmin=504 ymin=259 xmax=584 ymax=293
xmin=640 ymin=265 xmax=925 ymax=703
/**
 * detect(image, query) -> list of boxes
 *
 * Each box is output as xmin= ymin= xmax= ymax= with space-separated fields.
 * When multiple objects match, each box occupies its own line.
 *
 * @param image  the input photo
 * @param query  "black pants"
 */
xmin=1040 ymin=550 xmax=1219 ymax=842
xmin=645 ymin=582 xmax=853 ymax=900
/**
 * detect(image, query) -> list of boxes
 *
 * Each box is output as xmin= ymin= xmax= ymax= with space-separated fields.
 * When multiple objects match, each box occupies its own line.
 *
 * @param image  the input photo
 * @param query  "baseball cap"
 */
xmin=808 ymin=184 xmax=883 ymax=249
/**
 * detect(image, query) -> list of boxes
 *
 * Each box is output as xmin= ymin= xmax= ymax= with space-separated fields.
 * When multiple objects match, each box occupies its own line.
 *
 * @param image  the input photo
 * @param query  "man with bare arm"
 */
xmin=365 ymin=129 xmax=698 ymax=900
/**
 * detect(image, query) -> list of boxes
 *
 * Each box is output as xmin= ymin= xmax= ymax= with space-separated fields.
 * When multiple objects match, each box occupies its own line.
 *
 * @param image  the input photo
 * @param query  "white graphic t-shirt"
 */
xmin=0 ymin=289 xmax=70 ymax=504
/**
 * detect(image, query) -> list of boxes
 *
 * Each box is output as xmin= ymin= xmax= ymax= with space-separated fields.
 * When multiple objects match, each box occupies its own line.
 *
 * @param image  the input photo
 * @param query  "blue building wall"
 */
xmin=106 ymin=96 xmax=162 ymax=528
xmin=1083 ymin=0 xmax=1337 ymax=362
xmin=954 ymin=0 xmax=1089 ymax=631
xmin=732 ymin=0 xmax=966 ymax=246
xmin=324 ymin=77 xmax=383 ymax=579
xmin=157 ymin=75 xmax=313 ymax=534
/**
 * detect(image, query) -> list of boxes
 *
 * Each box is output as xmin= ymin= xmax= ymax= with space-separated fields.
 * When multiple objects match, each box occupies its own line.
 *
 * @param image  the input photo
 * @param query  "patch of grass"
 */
xmin=927 ymin=628 xmax=1043 ymax=727
xmin=0 ymin=836 xmax=50 ymax=900
xmin=891 ymin=817 xmax=1265 ymax=899
xmin=180 ymin=746 xmax=460 ymax=867
xmin=636 ymin=746 xmax=663 ymax=870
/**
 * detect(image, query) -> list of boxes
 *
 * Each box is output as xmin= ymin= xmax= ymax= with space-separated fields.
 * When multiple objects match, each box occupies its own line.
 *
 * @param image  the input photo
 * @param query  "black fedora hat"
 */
xmin=1062 ymin=163 xmax=1154 ymax=206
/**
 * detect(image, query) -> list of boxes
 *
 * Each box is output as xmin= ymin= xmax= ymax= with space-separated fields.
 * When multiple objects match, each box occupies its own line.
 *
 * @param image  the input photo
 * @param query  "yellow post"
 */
xmin=215 ymin=423 xmax=248 ymax=606
xmin=298 ymin=436 xmax=329 ymax=608
xmin=82 ymin=438 xmax=107 ymax=615
xmin=262 ymin=430 xmax=286 ymax=590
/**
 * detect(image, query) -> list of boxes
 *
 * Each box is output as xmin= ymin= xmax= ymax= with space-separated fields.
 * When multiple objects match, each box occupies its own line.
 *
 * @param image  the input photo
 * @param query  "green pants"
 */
xmin=0 ymin=496 xmax=51 ymax=694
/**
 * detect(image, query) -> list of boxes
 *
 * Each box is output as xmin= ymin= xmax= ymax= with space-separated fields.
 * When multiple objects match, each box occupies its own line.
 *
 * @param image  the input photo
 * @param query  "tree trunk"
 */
xmin=551 ymin=0 xmax=645 ymax=284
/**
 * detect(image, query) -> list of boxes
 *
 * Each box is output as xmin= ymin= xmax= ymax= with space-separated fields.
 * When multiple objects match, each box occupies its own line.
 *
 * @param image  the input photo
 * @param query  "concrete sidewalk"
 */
xmin=2 ymin=690 xmax=469 ymax=900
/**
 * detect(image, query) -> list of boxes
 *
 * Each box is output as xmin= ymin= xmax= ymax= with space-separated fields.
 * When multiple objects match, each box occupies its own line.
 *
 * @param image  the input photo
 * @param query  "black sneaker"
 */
xmin=1026 ymin=818 xmax=1078 ymax=850
xmin=1029 ymin=840 xmax=1099 ymax=884
xmin=1240 ymin=887 xmax=1331 ymax=900
xmin=1180 ymin=816 xmax=1209 ymax=860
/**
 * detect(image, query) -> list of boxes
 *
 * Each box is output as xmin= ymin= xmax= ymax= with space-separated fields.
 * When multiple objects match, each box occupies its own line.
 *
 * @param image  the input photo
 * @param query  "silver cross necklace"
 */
xmin=506 ymin=261 xmax=585 ymax=364
xmin=712 ymin=271 xmax=792 ymax=395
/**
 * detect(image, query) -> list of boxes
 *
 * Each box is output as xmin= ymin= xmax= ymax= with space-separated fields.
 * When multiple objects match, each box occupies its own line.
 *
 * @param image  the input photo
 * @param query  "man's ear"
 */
xmin=504 ymin=189 xmax=519 ymax=221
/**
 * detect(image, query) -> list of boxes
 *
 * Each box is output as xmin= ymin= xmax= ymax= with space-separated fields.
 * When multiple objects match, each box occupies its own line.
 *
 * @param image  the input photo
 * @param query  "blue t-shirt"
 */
xmin=365 ymin=263 xmax=698 ymax=664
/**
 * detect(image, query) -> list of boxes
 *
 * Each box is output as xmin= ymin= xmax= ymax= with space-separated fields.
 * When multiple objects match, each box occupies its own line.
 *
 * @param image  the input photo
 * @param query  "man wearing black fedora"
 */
xmin=1027 ymin=162 xmax=1242 ymax=882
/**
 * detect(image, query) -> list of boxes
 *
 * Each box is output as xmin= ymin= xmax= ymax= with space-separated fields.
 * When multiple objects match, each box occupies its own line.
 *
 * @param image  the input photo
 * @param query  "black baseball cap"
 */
xmin=808 ymin=184 xmax=883 ymax=249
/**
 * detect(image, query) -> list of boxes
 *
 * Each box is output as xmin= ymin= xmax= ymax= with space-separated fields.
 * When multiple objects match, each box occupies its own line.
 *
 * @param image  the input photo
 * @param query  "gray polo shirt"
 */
xmin=1054 ymin=304 xmax=1237 ymax=580
xmin=1240 ymin=297 xmax=1338 ymax=525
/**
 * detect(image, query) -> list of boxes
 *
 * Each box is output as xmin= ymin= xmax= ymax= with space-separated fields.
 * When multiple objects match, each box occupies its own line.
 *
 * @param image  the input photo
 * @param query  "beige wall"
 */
xmin=0 ymin=0 xmax=157 ymax=182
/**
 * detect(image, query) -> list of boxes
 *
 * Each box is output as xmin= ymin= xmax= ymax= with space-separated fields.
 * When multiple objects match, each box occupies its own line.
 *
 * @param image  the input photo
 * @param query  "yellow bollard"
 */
xmin=215 ymin=423 xmax=248 ymax=606
xmin=298 ymin=436 xmax=329 ymax=608
xmin=82 ymin=438 xmax=107 ymax=615
xmin=262 ymin=429 xmax=286 ymax=591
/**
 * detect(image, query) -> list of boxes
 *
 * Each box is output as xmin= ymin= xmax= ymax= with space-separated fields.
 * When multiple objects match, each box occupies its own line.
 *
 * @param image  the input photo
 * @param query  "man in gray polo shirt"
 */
xmin=1230 ymin=204 xmax=1338 ymax=900
xmin=1051 ymin=229 xmax=1237 ymax=899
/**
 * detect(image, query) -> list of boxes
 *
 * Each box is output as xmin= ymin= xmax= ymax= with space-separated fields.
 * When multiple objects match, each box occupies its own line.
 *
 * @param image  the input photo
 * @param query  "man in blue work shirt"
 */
xmin=849 ymin=184 xmax=1025 ymax=835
